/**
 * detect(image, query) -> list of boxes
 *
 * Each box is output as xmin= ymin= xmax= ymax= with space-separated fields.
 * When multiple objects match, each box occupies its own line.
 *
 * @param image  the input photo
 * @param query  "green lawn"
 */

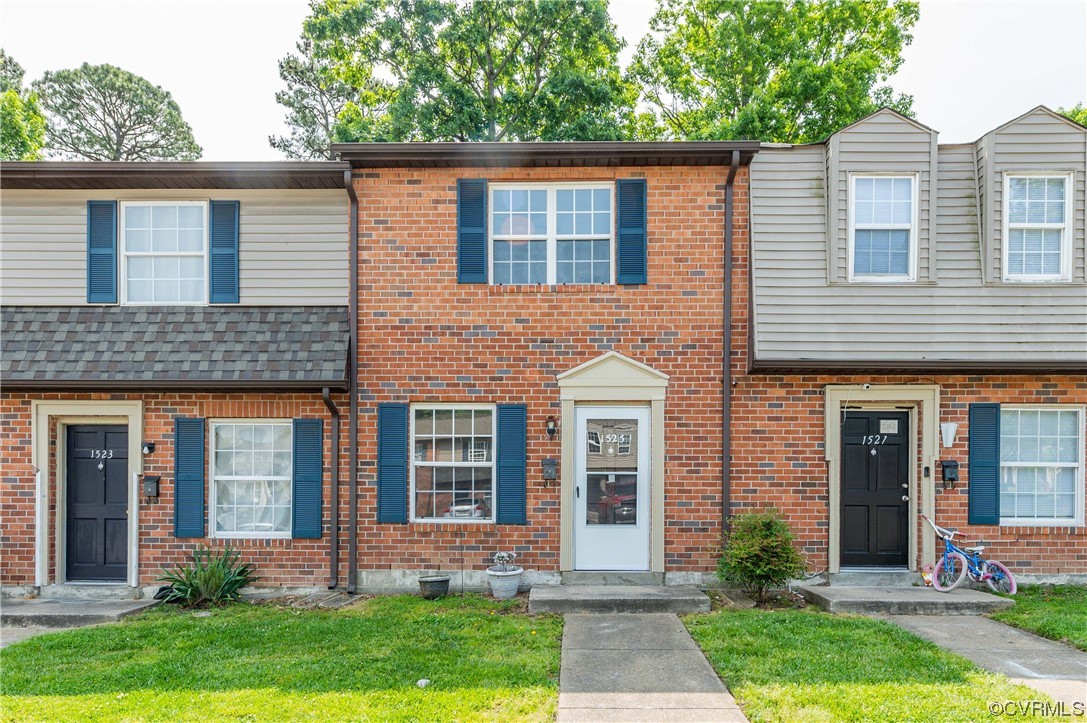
xmin=989 ymin=584 xmax=1087 ymax=651
xmin=1 ymin=595 xmax=562 ymax=722
xmin=685 ymin=608 xmax=1050 ymax=722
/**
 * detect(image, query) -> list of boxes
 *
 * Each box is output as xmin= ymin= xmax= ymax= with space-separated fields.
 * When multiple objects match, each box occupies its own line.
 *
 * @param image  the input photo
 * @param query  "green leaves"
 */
xmin=717 ymin=510 xmax=806 ymax=605
xmin=33 ymin=63 xmax=202 ymax=161
xmin=0 ymin=49 xmax=46 ymax=161
xmin=157 ymin=545 xmax=259 ymax=607
xmin=630 ymin=0 xmax=920 ymax=143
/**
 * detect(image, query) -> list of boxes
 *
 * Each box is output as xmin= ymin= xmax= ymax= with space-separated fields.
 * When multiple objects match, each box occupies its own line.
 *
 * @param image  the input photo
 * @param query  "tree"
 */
xmin=0 ymin=49 xmax=46 ymax=161
xmin=303 ymin=0 xmax=637 ymax=143
xmin=1058 ymin=103 xmax=1087 ymax=127
xmin=630 ymin=0 xmax=920 ymax=143
xmin=33 ymin=63 xmax=201 ymax=161
xmin=270 ymin=38 xmax=367 ymax=159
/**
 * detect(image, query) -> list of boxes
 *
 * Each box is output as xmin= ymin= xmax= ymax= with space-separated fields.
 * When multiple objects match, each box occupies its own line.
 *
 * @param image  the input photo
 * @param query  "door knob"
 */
xmin=901 ymin=495 xmax=909 ymax=502
xmin=901 ymin=483 xmax=909 ymax=489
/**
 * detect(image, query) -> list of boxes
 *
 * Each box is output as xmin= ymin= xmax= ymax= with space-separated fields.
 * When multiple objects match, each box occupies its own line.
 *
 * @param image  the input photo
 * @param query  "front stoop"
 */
xmin=799 ymin=584 xmax=1014 ymax=615
xmin=1 ymin=599 xmax=158 ymax=628
xmin=529 ymin=585 xmax=710 ymax=614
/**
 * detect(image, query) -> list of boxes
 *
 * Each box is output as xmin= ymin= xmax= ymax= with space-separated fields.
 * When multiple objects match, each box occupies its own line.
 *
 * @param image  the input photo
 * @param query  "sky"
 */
xmin=2 ymin=0 xmax=1085 ymax=160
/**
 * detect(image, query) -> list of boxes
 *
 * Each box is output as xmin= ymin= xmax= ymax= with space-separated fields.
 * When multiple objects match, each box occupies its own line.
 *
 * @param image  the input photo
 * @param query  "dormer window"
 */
xmin=1003 ymin=173 xmax=1073 ymax=282
xmin=848 ymin=175 xmax=917 ymax=282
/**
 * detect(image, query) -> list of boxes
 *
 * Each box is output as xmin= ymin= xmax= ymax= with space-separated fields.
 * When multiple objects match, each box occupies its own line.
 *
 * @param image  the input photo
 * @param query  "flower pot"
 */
xmin=486 ymin=566 xmax=523 ymax=600
xmin=418 ymin=574 xmax=451 ymax=600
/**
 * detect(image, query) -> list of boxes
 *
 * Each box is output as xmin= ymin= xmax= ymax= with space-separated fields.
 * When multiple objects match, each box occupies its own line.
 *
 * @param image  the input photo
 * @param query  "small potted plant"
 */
xmin=418 ymin=573 xmax=451 ymax=600
xmin=486 ymin=551 xmax=523 ymax=600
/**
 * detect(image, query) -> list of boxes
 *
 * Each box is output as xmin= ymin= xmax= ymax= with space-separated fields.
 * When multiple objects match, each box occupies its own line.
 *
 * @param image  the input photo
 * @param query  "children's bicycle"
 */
xmin=921 ymin=514 xmax=1017 ymax=595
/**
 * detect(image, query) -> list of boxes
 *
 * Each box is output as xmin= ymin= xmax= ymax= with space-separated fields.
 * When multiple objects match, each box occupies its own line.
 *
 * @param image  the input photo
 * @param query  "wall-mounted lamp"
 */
xmin=142 ymin=442 xmax=156 ymax=455
xmin=545 ymin=416 xmax=558 ymax=440
xmin=940 ymin=423 xmax=959 ymax=449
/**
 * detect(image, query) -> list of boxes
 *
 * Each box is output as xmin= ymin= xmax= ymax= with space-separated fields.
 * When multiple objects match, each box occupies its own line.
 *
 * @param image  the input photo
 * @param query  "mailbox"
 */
xmin=142 ymin=475 xmax=160 ymax=497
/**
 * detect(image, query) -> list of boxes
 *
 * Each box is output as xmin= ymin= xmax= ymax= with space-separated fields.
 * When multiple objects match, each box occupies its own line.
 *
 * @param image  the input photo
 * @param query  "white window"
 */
xmin=1000 ymin=407 xmax=1085 ymax=526
xmin=411 ymin=406 xmax=494 ymax=522
xmin=848 ymin=175 xmax=917 ymax=282
xmin=490 ymin=184 xmax=613 ymax=285
xmin=587 ymin=430 xmax=601 ymax=454
xmin=1003 ymin=174 xmax=1073 ymax=281
xmin=211 ymin=421 xmax=293 ymax=538
xmin=121 ymin=202 xmax=207 ymax=304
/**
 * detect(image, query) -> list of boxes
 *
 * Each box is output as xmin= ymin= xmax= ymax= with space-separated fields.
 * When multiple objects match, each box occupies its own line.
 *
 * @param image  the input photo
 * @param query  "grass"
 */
xmin=989 ymin=584 xmax=1087 ymax=651
xmin=686 ymin=607 xmax=1051 ymax=722
xmin=1 ymin=594 xmax=562 ymax=722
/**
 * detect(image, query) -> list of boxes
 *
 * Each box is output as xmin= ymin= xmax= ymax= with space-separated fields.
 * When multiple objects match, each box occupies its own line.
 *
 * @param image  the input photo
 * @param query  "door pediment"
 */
xmin=557 ymin=352 xmax=668 ymax=400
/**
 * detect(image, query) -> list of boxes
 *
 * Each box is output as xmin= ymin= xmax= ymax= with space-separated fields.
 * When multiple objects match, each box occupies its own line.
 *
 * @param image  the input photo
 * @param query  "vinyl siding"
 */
xmin=979 ymin=108 xmax=1087 ymax=284
xmin=751 ymin=143 xmax=1087 ymax=362
xmin=825 ymin=110 xmax=938 ymax=282
xmin=0 ymin=189 xmax=348 ymax=305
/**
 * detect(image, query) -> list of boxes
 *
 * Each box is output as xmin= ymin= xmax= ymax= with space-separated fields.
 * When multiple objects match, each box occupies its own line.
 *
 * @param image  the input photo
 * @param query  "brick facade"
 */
xmin=0 ymin=392 xmax=349 ymax=589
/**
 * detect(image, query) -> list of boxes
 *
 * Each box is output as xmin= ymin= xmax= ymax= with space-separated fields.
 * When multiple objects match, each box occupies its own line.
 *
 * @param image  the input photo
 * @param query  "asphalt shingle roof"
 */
xmin=2 ymin=306 xmax=349 ymax=388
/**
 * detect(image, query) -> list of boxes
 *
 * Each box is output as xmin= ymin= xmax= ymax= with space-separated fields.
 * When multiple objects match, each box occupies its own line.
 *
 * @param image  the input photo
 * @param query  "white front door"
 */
xmin=573 ymin=406 xmax=650 ymax=570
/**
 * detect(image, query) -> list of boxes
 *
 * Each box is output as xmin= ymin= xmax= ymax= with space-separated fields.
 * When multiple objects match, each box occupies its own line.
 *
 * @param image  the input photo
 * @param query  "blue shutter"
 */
xmin=457 ymin=178 xmax=488 ymax=283
xmin=86 ymin=201 xmax=117 ymax=303
xmin=377 ymin=404 xmax=409 ymax=523
xmin=615 ymin=179 xmax=647 ymax=285
xmin=292 ymin=418 xmax=323 ymax=539
xmin=174 ymin=417 xmax=205 ymax=538
xmin=968 ymin=404 xmax=1001 ymax=525
xmin=209 ymin=201 xmax=240 ymax=303
xmin=495 ymin=404 xmax=527 ymax=524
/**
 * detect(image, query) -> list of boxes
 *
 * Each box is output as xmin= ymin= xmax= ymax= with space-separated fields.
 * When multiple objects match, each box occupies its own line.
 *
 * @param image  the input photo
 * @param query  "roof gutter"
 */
xmin=722 ymin=150 xmax=740 ymax=535
xmin=748 ymin=359 xmax=1087 ymax=374
xmin=322 ymin=387 xmax=340 ymax=590
xmin=344 ymin=169 xmax=360 ymax=595
xmin=0 ymin=378 xmax=349 ymax=391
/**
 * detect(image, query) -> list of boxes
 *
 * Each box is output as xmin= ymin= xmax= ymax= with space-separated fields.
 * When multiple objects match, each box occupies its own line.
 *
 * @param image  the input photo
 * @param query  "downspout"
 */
xmin=722 ymin=150 xmax=740 ymax=534
xmin=322 ymin=387 xmax=340 ymax=589
xmin=344 ymin=168 xmax=360 ymax=594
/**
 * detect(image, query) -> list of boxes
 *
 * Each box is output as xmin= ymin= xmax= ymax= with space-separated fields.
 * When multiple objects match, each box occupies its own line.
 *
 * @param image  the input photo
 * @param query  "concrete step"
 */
xmin=1 ymin=599 xmax=158 ymax=628
xmin=799 ymin=584 xmax=1014 ymax=615
xmin=529 ymin=585 xmax=710 ymax=614
xmin=39 ymin=584 xmax=144 ymax=600
xmin=561 ymin=572 xmax=665 ymax=586
xmin=829 ymin=570 xmax=921 ymax=587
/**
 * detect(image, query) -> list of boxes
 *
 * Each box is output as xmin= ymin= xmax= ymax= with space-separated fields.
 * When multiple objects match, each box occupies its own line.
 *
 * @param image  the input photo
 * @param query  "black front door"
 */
xmin=840 ymin=411 xmax=909 ymax=567
xmin=66 ymin=425 xmax=128 ymax=581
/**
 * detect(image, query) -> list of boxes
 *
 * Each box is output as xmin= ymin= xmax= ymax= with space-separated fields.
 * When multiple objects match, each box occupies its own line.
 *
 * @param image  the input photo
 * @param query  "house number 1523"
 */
xmin=92 ymin=449 xmax=114 ymax=458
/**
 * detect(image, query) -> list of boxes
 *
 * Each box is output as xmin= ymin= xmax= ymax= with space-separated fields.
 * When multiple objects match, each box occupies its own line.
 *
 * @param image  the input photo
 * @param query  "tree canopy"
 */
xmin=629 ymin=0 xmax=920 ymax=143
xmin=33 ymin=63 xmax=201 ymax=161
xmin=1058 ymin=103 xmax=1087 ymax=128
xmin=294 ymin=0 xmax=637 ymax=143
xmin=0 ymin=49 xmax=46 ymax=161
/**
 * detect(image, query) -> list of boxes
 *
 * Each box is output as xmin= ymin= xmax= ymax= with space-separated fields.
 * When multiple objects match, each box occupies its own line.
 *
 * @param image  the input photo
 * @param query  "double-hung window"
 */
xmin=211 ymin=421 xmax=293 ymax=537
xmin=848 ymin=175 xmax=917 ymax=282
xmin=121 ymin=202 xmax=207 ymax=304
xmin=999 ymin=407 xmax=1085 ymax=526
xmin=491 ymin=184 xmax=613 ymax=285
xmin=411 ymin=406 xmax=495 ymax=521
xmin=1003 ymin=174 xmax=1073 ymax=281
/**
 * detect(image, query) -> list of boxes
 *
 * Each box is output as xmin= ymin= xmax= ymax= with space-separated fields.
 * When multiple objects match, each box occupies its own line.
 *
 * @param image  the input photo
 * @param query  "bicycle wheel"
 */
xmin=932 ymin=552 xmax=968 ymax=591
xmin=983 ymin=560 xmax=1017 ymax=595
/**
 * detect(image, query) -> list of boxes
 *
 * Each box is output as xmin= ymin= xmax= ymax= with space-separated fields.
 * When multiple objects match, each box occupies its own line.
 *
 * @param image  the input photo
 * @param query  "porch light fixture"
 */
xmin=940 ymin=423 xmax=958 ymax=449
xmin=545 ymin=416 xmax=558 ymax=439
xmin=142 ymin=442 xmax=156 ymax=455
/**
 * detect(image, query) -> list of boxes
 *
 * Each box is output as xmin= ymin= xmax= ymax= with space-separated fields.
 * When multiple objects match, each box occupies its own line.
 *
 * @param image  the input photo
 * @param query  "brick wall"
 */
xmin=353 ymin=165 xmax=748 ymax=576
xmin=0 ymin=392 xmax=349 ymax=588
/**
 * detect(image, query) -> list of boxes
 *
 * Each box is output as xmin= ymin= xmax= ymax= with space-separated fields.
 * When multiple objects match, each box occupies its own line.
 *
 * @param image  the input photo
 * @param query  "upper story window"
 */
xmin=490 ymin=184 xmax=613 ymax=285
xmin=1000 ymin=406 xmax=1084 ymax=526
xmin=121 ymin=202 xmax=207 ymax=304
xmin=411 ymin=405 xmax=495 ymax=522
xmin=211 ymin=421 xmax=293 ymax=538
xmin=1003 ymin=174 xmax=1073 ymax=282
xmin=848 ymin=175 xmax=917 ymax=282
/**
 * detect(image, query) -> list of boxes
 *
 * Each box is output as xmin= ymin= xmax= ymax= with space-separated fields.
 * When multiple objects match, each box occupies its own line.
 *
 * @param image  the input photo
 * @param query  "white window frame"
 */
xmin=847 ymin=173 xmax=919 ymax=283
xmin=119 ymin=201 xmax=209 ymax=305
xmin=489 ymin=182 xmax=615 ymax=286
xmin=410 ymin=403 xmax=496 ymax=524
xmin=999 ymin=405 xmax=1085 ymax=528
xmin=1001 ymin=172 xmax=1074 ymax=283
xmin=209 ymin=419 xmax=293 ymax=539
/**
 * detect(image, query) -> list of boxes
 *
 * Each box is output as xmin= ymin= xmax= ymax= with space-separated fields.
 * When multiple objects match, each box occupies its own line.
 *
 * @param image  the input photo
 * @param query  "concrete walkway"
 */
xmin=558 ymin=613 xmax=747 ymax=722
xmin=886 ymin=615 xmax=1087 ymax=708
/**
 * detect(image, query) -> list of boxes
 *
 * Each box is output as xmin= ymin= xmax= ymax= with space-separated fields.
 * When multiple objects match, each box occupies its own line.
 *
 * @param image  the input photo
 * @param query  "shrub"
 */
xmin=717 ymin=510 xmax=805 ymax=606
xmin=157 ymin=545 xmax=258 ymax=606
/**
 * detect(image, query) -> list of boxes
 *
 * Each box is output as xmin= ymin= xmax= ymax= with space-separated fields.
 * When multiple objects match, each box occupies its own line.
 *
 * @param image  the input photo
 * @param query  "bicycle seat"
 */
xmin=964 ymin=545 xmax=986 ymax=553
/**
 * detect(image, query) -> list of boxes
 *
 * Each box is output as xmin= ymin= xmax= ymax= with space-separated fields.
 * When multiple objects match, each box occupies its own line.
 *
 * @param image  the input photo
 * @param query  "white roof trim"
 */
xmin=981 ymin=105 xmax=1087 ymax=139
xmin=556 ymin=350 xmax=669 ymax=385
xmin=828 ymin=107 xmax=938 ymax=139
